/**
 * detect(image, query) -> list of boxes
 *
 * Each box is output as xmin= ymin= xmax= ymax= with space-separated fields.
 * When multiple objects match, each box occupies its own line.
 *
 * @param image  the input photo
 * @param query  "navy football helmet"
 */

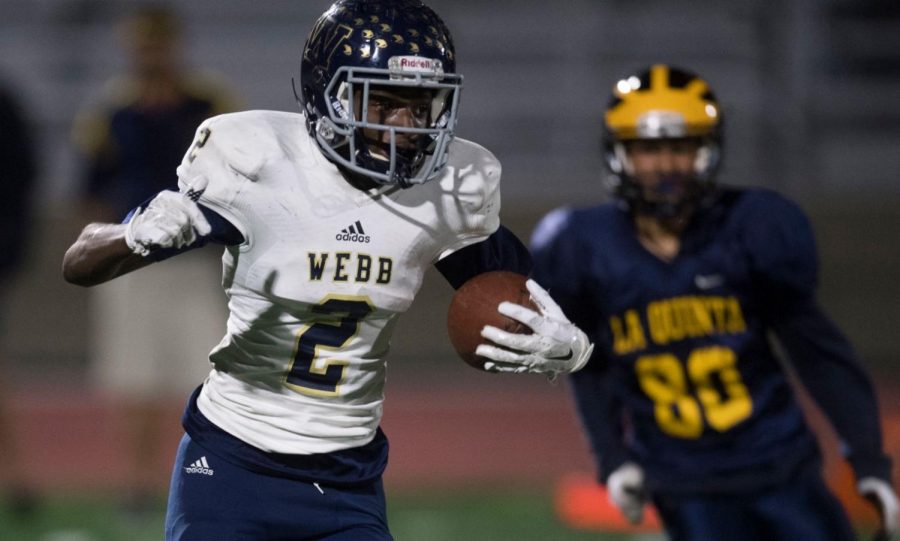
xmin=603 ymin=64 xmax=723 ymax=217
xmin=300 ymin=0 xmax=462 ymax=187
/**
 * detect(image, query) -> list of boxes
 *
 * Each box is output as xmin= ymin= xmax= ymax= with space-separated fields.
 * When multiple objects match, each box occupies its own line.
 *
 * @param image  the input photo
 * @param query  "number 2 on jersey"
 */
xmin=636 ymin=346 xmax=753 ymax=438
xmin=286 ymin=297 xmax=373 ymax=397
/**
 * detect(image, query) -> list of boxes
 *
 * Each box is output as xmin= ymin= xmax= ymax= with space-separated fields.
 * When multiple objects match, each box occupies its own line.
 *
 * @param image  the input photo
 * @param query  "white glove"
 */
xmin=607 ymin=462 xmax=647 ymax=525
xmin=476 ymin=279 xmax=593 ymax=377
xmin=858 ymin=477 xmax=900 ymax=541
xmin=124 ymin=177 xmax=211 ymax=257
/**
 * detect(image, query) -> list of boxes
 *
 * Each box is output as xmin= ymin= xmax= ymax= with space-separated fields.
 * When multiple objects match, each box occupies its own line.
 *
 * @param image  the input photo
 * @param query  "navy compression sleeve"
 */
xmin=434 ymin=225 xmax=533 ymax=289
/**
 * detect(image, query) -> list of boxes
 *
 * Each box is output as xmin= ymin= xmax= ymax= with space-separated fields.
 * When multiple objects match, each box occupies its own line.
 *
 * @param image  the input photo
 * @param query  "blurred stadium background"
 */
xmin=2 ymin=0 xmax=900 ymax=539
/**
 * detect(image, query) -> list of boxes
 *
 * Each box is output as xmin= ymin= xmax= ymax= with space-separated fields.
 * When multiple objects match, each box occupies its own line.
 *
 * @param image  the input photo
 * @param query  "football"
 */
xmin=447 ymin=271 xmax=537 ymax=370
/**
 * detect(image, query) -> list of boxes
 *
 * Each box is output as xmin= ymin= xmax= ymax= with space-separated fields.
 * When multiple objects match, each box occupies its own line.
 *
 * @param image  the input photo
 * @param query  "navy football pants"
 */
xmin=652 ymin=467 xmax=856 ymax=541
xmin=165 ymin=434 xmax=392 ymax=541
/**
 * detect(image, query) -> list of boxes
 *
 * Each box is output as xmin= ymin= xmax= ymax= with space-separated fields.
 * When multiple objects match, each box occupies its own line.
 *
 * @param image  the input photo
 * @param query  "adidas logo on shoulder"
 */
xmin=336 ymin=220 xmax=371 ymax=243
xmin=184 ymin=456 xmax=214 ymax=476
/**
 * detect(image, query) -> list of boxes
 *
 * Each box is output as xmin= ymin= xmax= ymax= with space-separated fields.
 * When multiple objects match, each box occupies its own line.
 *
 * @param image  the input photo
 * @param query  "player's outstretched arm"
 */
xmin=63 ymin=177 xmax=211 ymax=287
xmin=477 ymin=279 xmax=593 ymax=377
xmin=62 ymin=222 xmax=151 ymax=286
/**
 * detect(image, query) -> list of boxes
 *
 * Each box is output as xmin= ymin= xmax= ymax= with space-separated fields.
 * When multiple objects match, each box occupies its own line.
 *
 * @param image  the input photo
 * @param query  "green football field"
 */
xmin=0 ymin=489 xmax=654 ymax=541
xmin=0 ymin=488 xmax=883 ymax=541
xmin=1 ymin=378 xmax=890 ymax=541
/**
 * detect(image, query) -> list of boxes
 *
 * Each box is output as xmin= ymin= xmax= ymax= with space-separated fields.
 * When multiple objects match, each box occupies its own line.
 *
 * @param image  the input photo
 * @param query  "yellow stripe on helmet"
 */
xmin=605 ymin=64 xmax=719 ymax=140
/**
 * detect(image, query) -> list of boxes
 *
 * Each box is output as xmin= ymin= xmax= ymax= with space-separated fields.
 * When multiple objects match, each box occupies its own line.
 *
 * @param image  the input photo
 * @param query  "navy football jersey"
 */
xmin=531 ymin=187 xmax=890 ymax=494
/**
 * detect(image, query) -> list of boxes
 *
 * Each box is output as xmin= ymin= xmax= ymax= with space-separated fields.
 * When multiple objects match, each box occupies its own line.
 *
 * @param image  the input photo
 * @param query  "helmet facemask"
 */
xmin=608 ymin=134 xmax=720 ymax=220
xmin=314 ymin=62 xmax=462 ymax=188
xmin=300 ymin=0 xmax=462 ymax=188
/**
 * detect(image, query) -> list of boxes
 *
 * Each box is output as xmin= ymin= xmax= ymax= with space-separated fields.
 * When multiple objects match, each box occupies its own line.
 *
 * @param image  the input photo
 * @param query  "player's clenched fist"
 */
xmin=124 ymin=178 xmax=211 ymax=256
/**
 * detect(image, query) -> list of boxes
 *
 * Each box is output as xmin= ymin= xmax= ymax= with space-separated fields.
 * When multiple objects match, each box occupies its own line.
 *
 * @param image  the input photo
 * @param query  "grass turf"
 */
xmin=1 ymin=489 xmax=878 ymax=540
xmin=0 ymin=489 xmax=647 ymax=541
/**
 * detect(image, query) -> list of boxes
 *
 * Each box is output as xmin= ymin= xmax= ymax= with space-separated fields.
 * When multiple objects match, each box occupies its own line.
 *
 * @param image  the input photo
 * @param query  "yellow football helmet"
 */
xmin=603 ymin=64 xmax=723 ymax=216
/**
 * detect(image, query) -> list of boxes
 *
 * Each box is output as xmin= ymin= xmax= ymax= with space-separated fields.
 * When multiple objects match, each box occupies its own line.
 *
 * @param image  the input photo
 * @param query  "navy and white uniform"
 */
xmin=531 ymin=187 xmax=890 ymax=541
xmin=149 ymin=110 xmax=529 ymax=540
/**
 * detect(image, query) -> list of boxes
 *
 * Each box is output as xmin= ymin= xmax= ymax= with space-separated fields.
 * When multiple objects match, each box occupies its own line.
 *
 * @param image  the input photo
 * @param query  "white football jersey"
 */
xmin=176 ymin=110 xmax=500 ymax=454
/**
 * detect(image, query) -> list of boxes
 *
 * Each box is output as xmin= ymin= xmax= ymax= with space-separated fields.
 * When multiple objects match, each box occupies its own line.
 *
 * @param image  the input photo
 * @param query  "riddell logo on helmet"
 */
xmin=389 ymin=56 xmax=442 ymax=77
xmin=400 ymin=57 xmax=434 ymax=70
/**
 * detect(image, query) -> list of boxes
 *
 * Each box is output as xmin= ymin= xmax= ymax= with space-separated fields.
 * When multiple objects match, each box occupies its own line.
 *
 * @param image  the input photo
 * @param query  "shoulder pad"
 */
xmin=737 ymin=189 xmax=818 ymax=296
xmin=441 ymin=137 xmax=501 ymax=215
xmin=175 ymin=111 xmax=303 ymax=238
xmin=426 ymin=138 xmax=503 ymax=257
xmin=178 ymin=111 xmax=287 ymax=182
xmin=446 ymin=137 xmax=501 ymax=187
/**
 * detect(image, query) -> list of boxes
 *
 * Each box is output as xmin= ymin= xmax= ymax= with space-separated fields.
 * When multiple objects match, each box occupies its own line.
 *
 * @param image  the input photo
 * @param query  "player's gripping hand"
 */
xmin=858 ymin=477 xmax=900 ymax=541
xmin=124 ymin=177 xmax=211 ymax=257
xmin=607 ymin=462 xmax=647 ymax=525
xmin=477 ymin=279 xmax=593 ymax=377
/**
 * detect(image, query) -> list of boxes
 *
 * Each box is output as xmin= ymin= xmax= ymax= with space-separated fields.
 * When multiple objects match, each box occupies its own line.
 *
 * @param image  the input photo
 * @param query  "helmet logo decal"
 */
xmin=388 ymin=56 xmax=444 ymax=79
xmin=330 ymin=97 xmax=347 ymax=120
xmin=636 ymin=111 xmax=688 ymax=138
xmin=304 ymin=22 xmax=354 ymax=73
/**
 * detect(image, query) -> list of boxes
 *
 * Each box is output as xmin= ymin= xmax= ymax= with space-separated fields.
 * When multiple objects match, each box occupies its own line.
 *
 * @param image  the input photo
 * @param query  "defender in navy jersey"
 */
xmin=531 ymin=64 xmax=898 ymax=541
xmin=62 ymin=1 xmax=591 ymax=539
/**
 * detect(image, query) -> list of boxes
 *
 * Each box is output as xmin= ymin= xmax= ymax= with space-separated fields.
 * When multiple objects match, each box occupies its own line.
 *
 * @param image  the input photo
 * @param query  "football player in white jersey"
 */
xmin=62 ymin=1 xmax=592 ymax=539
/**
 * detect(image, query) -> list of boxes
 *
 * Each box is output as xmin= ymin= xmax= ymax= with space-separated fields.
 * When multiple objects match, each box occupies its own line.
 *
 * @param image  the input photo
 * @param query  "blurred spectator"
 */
xmin=70 ymin=4 xmax=240 ymax=514
xmin=0 ymin=76 xmax=38 ymax=514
